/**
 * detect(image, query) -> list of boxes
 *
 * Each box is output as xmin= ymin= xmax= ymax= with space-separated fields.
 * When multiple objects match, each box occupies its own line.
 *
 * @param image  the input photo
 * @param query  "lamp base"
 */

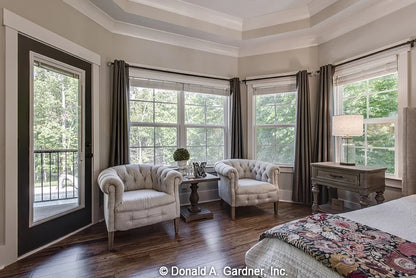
xmin=340 ymin=162 xmax=356 ymax=166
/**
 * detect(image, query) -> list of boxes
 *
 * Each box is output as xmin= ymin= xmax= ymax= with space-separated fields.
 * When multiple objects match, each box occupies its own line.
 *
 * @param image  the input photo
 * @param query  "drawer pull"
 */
xmin=329 ymin=174 xmax=344 ymax=179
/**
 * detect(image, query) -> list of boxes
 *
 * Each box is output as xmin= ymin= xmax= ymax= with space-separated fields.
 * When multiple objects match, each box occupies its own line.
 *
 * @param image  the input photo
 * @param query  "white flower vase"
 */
xmin=177 ymin=160 xmax=187 ymax=175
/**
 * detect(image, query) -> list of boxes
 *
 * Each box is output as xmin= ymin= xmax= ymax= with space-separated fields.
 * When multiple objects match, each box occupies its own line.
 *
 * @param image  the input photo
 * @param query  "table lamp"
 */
xmin=332 ymin=114 xmax=363 ymax=166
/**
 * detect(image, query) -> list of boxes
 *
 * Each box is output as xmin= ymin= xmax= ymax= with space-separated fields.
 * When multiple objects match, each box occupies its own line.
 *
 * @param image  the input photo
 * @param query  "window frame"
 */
xmin=128 ymin=73 xmax=230 ymax=167
xmin=246 ymin=76 xmax=297 ymax=167
xmin=333 ymin=51 xmax=409 ymax=179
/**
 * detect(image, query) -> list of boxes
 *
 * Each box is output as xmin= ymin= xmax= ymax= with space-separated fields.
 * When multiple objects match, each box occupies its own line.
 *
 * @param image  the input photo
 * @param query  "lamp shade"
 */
xmin=332 ymin=114 xmax=363 ymax=136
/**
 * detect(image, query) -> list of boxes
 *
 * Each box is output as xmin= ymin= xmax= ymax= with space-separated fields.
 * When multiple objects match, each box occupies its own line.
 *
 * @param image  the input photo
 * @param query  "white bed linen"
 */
xmin=245 ymin=195 xmax=416 ymax=278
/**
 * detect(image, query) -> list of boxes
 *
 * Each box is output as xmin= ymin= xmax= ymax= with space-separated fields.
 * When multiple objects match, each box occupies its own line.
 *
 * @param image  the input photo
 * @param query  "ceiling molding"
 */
xmin=64 ymin=0 xmax=416 ymax=58
xmin=63 ymin=0 xmax=239 ymax=57
xmin=127 ymin=0 xmax=243 ymax=31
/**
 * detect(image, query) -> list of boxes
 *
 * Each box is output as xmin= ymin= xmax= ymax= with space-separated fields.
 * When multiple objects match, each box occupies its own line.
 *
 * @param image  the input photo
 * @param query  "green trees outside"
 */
xmin=255 ymin=92 xmax=297 ymax=164
xmin=33 ymin=64 xmax=80 ymax=194
xmin=129 ymin=88 xmax=226 ymax=166
xmin=342 ymin=73 xmax=398 ymax=174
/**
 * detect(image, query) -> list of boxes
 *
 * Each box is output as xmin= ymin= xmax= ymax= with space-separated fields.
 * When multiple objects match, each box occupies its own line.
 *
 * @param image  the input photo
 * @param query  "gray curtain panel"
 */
xmin=109 ymin=60 xmax=130 ymax=166
xmin=314 ymin=64 xmax=337 ymax=204
xmin=230 ymin=77 xmax=244 ymax=158
xmin=292 ymin=70 xmax=312 ymax=205
xmin=403 ymin=107 xmax=416 ymax=196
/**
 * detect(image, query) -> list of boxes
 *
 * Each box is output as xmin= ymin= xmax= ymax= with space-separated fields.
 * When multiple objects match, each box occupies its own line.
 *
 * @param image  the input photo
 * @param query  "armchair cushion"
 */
xmin=115 ymin=189 xmax=175 ymax=212
xmin=237 ymin=179 xmax=276 ymax=194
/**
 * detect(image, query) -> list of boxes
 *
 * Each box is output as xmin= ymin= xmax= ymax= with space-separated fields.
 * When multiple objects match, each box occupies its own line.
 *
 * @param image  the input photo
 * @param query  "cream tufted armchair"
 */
xmin=214 ymin=159 xmax=280 ymax=220
xmin=98 ymin=164 xmax=182 ymax=250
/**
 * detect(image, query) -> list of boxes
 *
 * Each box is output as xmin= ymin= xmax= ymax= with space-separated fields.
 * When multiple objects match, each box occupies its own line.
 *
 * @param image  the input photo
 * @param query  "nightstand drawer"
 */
xmin=317 ymin=170 xmax=358 ymax=184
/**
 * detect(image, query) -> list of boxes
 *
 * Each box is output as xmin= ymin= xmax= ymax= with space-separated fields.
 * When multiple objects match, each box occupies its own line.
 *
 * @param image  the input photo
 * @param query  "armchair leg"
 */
xmin=274 ymin=202 xmax=279 ymax=215
xmin=231 ymin=206 xmax=235 ymax=220
xmin=108 ymin=231 xmax=114 ymax=251
xmin=174 ymin=218 xmax=179 ymax=235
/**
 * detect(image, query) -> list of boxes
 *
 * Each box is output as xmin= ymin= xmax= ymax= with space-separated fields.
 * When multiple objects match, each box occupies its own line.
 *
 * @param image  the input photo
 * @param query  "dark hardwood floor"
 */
xmin=0 ymin=201 xmax=311 ymax=278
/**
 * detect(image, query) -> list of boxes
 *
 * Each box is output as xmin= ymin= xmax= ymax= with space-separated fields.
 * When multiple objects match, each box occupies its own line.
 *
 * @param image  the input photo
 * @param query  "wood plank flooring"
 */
xmin=0 ymin=201 xmax=311 ymax=278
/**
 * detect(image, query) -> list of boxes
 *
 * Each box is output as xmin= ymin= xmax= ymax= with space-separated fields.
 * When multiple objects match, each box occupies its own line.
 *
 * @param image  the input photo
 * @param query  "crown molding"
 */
xmin=126 ymin=0 xmax=243 ymax=31
xmin=63 ymin=0 xmax=239 ymax=57
xmin=65 ymin=0 xmax=416 ymax=58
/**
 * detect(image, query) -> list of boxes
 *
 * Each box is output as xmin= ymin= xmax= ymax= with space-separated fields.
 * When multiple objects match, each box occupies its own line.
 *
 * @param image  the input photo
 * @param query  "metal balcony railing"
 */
xmin=33 ymin=149 xmax=79 ymax=203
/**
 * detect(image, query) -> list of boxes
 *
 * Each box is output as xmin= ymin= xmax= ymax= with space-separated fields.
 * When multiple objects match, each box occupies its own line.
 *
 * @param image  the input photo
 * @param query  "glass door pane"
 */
xmin=31 ymin=54 xmax=84 ymax=225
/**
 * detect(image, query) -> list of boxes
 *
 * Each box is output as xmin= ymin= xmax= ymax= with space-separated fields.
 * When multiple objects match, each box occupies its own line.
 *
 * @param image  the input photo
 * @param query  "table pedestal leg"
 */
xmin=312 ymin=183 xmax=320 ymax=214
xmin=188 ymin=183 xmax=201 ymax=213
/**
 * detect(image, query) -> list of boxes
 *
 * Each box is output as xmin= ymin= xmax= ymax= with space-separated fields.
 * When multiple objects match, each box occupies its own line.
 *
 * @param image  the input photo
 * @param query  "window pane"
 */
xmin=154 ymin=89 xmax=177 ymax=103
xmin=185 ymin=92 xmax=205 ymax=105
xmin=188 ymin=146 xmax=205 ymax=162
xmin=257 ymin=127 xmax=274 ymax=146
xmin=207 ymin=147 xmax=224 ymax=164
xmin=185 ymin=105 xmax=205 ymax=124
xmin=207 ymin=128 xmax=224 ymax=146
xmin=155 ymin=103 xmax=177 ymax=123
xmin=275 ymin=92 xmax=296 ymax=105
xmin=130 ymin=147 xmax=154 ymax=164
xmin=206 ymin=106 xmax=224 ymax=125
xmin=367 ymin=148 xmax=395 ymax=174
xmin=187 ymin=128 xmax=205 ymax=146
xmin=206 ymin=94 xmax=225 ymax=106
xmin=343 ymin=81 xmax=366 ymax=98
xmin=355 ymin=148 xmax=365 ymax=166
xmin=130 ymin=87 xmax=153 ymax=101
xmin=369 ymin=91 xmax=398 ymax=118
xmin=256 ymin=105 xmax=275 ymax=124
xmin=155 ymin=127 xmax=177 ymax=147
xmin=256 ymin=145 xmax=274 ymax=163
xmin=155 ymin=147 xmax=176 ymax=166
xmin=276 ymin=127 xmax=295 ymax=145
xmin=130 ymin=100 xmax=153 ymax=123
xmin=367 ymin=123 xmax=394 ymax=148
xmin=276 ymin=144 xmax=295 ymax=164
xmin=343 ymin=96 xmax=367 ymax=118
xmin=129 ymin=126 xmax=154 ymax=147
xmin=368 ymin=73 xmax=398 ymax=92
xmin=276 ymin=105 xmax=296 ymax=124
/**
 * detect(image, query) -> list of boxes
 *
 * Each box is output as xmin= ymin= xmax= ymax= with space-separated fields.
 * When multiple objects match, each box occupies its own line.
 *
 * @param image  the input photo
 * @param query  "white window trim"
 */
xmin=128 ymin=71 xmax=231 ymax=166
xmin=246 ymin=76 xmax=297 ymax=166
xmin=333 ymin=50 xmax=409 ymax=179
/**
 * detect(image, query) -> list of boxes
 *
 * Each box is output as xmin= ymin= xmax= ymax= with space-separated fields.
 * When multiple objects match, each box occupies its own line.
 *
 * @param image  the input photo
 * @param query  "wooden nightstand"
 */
xmin=311 ymin=162 xmax=386 ymax=214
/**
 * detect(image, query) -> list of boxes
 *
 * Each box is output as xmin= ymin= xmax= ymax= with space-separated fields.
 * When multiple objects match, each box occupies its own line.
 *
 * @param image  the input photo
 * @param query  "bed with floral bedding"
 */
xmin=245 ymin=195 xmax=416 ymax=278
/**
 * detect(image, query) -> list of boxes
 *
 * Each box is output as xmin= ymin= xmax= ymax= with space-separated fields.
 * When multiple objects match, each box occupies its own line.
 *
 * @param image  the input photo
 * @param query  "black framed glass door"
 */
xmin=18 ymin=34 xmax=92 ymax=255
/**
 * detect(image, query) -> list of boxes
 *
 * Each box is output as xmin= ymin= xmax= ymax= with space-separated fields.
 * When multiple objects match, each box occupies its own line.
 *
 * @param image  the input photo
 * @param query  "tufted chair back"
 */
xmin=108 ymin=164 xmax=173 ymax=193
xmin=220 ymin=159 xmax=273 ymax=183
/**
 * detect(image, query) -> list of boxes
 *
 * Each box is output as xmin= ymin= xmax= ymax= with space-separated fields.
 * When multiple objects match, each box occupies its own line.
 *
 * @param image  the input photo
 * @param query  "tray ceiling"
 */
xmin=64 ymin=0 xmax=416 ymax=57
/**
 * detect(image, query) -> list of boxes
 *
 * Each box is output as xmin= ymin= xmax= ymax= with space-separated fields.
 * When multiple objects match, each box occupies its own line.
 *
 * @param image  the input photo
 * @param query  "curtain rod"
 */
xmin=334 ymin=38 xmax=416 ymax=68
xmin=242 ymin=71 xmax=315 ymax=83
xmin=107 ymin=62 xmax=230 ymax=82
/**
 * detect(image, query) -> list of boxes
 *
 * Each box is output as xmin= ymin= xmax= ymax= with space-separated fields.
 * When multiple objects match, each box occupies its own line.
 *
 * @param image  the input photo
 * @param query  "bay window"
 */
xmin=128 ymin=71 xmax=229 ymax=166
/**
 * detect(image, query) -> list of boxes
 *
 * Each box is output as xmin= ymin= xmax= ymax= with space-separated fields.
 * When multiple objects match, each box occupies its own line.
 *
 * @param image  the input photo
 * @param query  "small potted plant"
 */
xmin=173 ymin=148 xmax=190 ymax=175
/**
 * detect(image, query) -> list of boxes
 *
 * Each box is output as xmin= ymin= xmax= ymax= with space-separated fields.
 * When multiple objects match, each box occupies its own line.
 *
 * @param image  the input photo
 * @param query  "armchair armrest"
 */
xmin=214 ymin=161 xmax=238 ymax=180
xmin=97 ymin=168 xmax=125 ymax=206
xmin=154 ymin=167 xmax=182 ymax=196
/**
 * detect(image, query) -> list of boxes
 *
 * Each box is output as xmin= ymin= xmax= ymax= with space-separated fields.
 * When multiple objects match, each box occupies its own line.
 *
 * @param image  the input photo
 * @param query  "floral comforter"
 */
xmin=260 ymin=214 xmax=416 ymax=277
